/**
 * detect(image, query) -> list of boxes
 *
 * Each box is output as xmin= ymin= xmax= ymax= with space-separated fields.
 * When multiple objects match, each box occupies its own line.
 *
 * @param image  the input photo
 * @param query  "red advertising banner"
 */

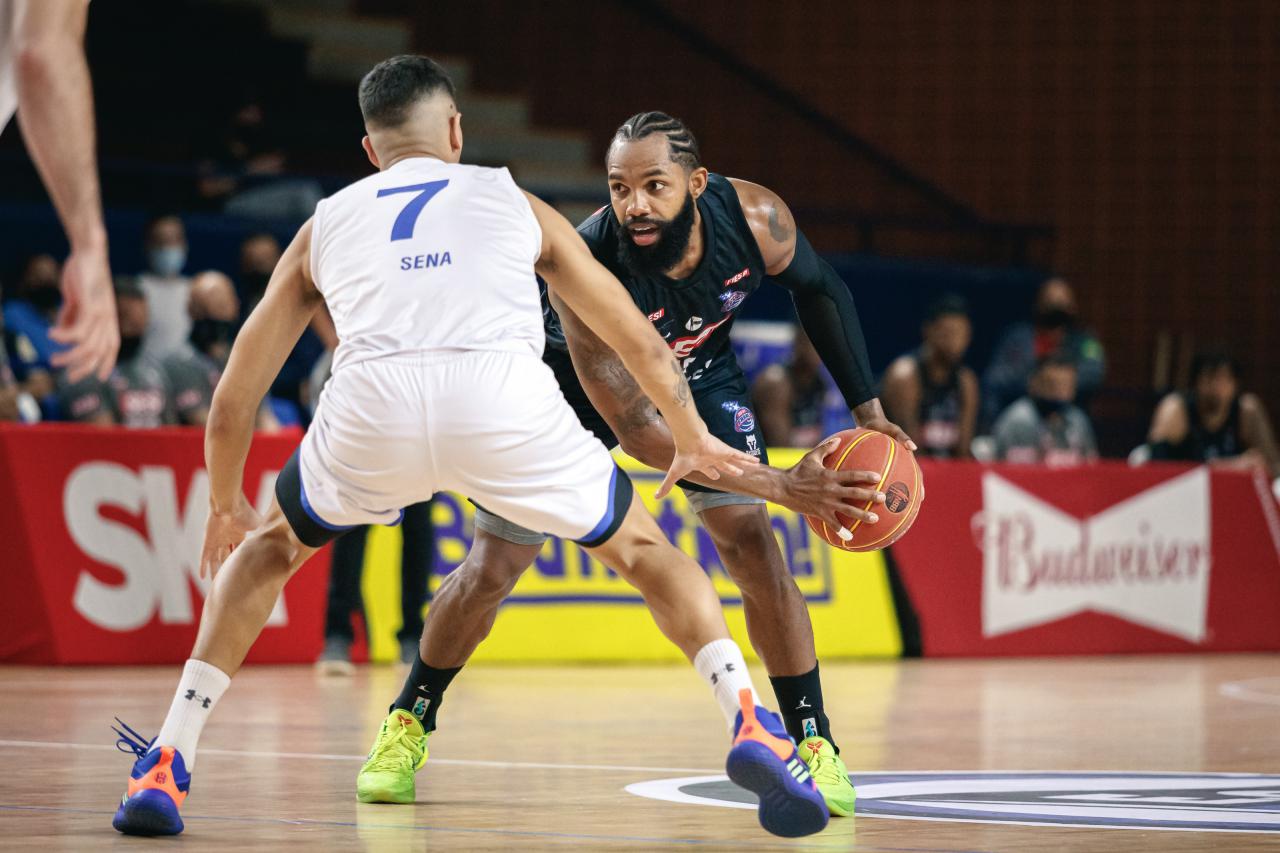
xmin=0 ymin=424 xmax=330 ymax=664
xmin=891 ymin=460 xmax=1280 ymax=655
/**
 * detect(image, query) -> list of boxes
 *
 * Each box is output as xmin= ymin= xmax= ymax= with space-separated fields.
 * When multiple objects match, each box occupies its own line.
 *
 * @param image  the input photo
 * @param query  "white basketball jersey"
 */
xmin=0 ymin=1 xmax=20 ymax=133
xmin=311 ymin=156 xmax=545 ymax=373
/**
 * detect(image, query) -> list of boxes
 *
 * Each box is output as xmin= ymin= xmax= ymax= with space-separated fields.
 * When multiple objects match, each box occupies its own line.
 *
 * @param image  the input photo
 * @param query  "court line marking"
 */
xmin=628 ymin=773 xmax=1280 ymax=835
xmin=1219 ymin=677 xmax=1280 ymax=707
xmin=0 ymin=738 xmax=723 ymax=774
xmin=0 ymin=804 xmax=863 ymax=851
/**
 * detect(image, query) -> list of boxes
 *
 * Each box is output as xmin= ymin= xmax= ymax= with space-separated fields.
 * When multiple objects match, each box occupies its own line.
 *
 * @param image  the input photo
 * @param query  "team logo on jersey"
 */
xmin=685 ymin=316 xmax=704 ymax=332
xmin=724 ymin=268 xmax=751 ymax=287
xmin=626 ymin=771 xmax=1280 ymax=833
xmin=648 ymin=308 xmax=666 ymax=322
xmin=718 ymin=291 xmax=747 ymax=313
xmin=733 ymin=407 xmax=756 ymax=434
xmin=670 ymin=315 xmax=732 ymax=358
xmin=745 ymin=434 xmax=760 ymax=456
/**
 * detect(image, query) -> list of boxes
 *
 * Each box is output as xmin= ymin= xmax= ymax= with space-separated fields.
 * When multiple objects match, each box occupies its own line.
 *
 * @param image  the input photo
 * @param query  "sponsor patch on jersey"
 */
xmin=724 ymin=267 xmax=751 ymax=287
xmin=626 ymin=771 xmax=1280 ymax=833
xmin=647 ymin=308 xmax=666 ymax=322
xmin=734 ymin=407 xmax=756 ymax=434
xmin=718 ymin=290 xmax=747 ymax=313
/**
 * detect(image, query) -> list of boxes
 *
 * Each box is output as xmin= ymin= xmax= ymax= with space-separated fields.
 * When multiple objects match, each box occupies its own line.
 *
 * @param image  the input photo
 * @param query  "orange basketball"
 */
xmin=804 ymin=428 xmax=924 ymax=552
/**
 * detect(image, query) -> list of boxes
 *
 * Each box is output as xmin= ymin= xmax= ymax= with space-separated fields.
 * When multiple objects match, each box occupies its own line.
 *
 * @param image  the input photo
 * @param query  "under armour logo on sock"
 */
xmin=796 ymin=696 xmax=812 ymax=709
xmin=184 ymin=689 xmax=212 ymax=709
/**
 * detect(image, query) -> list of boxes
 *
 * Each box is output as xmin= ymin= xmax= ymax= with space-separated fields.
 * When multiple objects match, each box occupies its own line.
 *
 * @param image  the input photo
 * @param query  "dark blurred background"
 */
xmin=1 ymin=0 xmax=1275 ymax=457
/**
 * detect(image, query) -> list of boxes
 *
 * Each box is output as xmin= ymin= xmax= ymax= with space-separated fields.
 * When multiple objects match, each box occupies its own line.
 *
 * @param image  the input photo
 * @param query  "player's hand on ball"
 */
xmin=657 ymin=432 xmax=760 ymax=499
xmin=851 ymin=399 xmax=918 ymax=452
xmin=200 ymin=494 xmax=264 ymax=579
xmin=782 ymin=436 xmax=885 ymax=527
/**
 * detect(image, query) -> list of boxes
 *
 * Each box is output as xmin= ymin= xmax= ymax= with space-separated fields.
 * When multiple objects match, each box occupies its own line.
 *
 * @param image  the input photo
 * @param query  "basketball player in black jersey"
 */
xmin=376 ymin=112 xmax=912 ymax=817
xmin=1147 ymin=349 xmax=1279 ymax=477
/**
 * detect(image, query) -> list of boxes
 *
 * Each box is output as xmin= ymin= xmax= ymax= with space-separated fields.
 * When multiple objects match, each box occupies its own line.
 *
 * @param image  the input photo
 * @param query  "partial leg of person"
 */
xmin=355 ymin=523 xmax=541 ymax=804
xmin=396 ymin=499 xmax=435 ymax=663
xmin=696 ymin=495 xmax=856 ymax=817
xmin=112 ymin=498 xmax=318 ymax=836
xmin=318 ymin=524 xmax=369 ymax=673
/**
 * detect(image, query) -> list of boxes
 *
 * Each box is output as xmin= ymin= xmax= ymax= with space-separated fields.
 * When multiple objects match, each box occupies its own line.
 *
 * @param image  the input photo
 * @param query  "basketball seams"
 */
xmin=842 ymin=434 xmax=895 ymax=543
xmin=857 ymin=451 xmax=921 ymax=550
xmin=818 ymin=430 xmax=877 ymax=546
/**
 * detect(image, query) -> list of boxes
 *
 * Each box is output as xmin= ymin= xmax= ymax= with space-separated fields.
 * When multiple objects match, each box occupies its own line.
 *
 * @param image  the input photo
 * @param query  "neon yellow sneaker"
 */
xmin=797 ymin=736 xmax=856 ymax=816
xmin=356 ymin=709 xmax=429 ymax=804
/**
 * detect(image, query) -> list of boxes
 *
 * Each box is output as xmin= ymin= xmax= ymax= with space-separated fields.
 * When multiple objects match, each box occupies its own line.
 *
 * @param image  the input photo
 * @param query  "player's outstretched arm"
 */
xmin=201 ymin=220 xmax=322 ymax=573
xmin=730 ymin=178 xmax=916 ymax=451
xmin=550 ymin=289 xmax=885 ymax=526
xmin=524 ymin=191 xmax=756 ymax=497
xmin=14 ymin=0 xmax=118 ymax=381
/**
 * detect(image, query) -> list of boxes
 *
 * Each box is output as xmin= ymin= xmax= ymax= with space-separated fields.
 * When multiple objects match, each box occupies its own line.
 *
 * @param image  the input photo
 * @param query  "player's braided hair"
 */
xmin=611 ymin=111 xmax=702 ymax=170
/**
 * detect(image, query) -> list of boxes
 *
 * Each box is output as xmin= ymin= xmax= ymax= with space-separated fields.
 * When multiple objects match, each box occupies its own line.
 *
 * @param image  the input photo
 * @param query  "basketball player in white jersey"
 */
xmin=111 ymin=56 xmax=830 ymax=839
xmin=0 ymin=0 xmax=117 ymax=380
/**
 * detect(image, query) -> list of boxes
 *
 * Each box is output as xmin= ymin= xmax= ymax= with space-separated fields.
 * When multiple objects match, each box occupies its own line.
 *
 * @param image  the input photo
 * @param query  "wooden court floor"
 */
xmin=1 ymin=655 xmax=1277 ymax=851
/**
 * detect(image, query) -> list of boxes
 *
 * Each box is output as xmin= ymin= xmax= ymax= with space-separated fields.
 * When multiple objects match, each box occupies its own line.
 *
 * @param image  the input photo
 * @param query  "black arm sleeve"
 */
xmin=770 ymin=229 xmax=876 ymax=409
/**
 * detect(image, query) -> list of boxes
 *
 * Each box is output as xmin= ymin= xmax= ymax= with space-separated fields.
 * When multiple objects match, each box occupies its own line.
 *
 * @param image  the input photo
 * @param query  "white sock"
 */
xmin=154 ymin=659 xmax=231 ymax=770
xmin=693 ymin=639 xmax=760 ymax=733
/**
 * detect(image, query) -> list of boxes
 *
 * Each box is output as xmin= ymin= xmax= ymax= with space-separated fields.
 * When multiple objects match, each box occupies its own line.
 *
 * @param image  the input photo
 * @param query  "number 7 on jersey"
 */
xmin=377 ymin=180 xmax=450 ymax=241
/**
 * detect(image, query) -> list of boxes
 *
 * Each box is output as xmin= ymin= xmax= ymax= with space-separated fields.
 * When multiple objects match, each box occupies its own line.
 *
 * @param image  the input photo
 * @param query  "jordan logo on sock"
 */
xmin=796 ymin=696 xmax=811 ymax=709
xmin=184 ymin=689 xmax=212 ymax=709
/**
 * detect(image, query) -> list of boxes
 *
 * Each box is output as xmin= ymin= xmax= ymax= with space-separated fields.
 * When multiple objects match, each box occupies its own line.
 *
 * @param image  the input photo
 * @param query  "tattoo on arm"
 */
xmin=767 ymin=202 xmax=794 ymax=244
xmin=671 ymin=358 xmax=692 ymax=407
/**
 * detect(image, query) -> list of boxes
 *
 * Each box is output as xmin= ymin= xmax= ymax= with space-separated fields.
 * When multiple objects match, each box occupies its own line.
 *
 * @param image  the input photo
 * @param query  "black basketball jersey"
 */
xmin=911 ymin=349 xmax=964 ymax=458
xmin=1170 ymin=391 xmax=1244 ymax=462
xmin=544 ymin=173 xmax=767 ymax=390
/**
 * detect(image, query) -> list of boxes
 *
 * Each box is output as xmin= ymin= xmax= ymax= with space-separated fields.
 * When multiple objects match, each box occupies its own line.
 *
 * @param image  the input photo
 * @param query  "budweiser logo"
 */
xmin=974 ymin=468 xmax=1211 ymax=642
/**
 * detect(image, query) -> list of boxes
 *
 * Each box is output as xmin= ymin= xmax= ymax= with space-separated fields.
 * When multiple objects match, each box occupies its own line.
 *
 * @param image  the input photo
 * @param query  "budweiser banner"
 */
xmin=893 ymin=461 xmax=1280 ymax=655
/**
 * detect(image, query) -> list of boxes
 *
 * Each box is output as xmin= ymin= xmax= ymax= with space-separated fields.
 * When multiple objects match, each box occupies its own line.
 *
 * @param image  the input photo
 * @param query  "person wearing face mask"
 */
xmin=982 ymin=277 xmax=1105 ymax=428
xmin=58 ymin=277 xmax=173 ymax=427
xmin=992 ymin=352 xmax=1098 ymax=466
xmin=238 ymin=231 xmax=325 ymax=423
xmin=137 ymin=215 xmax=194 ymax=362
xmin=157 ymin=271 xmax=280 ymax=430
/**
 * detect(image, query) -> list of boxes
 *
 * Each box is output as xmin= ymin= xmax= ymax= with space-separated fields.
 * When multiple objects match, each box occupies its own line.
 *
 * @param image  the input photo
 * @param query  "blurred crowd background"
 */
xmin=2 ymin=1 xmax=1277 ymax=661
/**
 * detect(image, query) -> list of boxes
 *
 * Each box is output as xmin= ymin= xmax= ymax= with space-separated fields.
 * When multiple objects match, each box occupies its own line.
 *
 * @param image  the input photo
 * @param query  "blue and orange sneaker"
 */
xmin=726 ymin=689 xmax=829 ymax=837
xmin=110 ymin=719 xmax=190 ymax=836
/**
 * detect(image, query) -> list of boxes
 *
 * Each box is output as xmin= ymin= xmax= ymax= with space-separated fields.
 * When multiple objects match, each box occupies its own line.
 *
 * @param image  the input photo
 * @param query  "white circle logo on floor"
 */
xmin=626 ymin=772 xmax=1280 ymax=833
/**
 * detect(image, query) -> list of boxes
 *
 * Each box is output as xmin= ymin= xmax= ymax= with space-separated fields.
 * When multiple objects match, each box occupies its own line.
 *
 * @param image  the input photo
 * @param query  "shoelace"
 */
xmin=112 ymin=718 xmax=156 ymax=759
xmin=365 ymin=721 xmax=422 ymax=772
xmin=805 ymin=748 xmax=845 ymax=786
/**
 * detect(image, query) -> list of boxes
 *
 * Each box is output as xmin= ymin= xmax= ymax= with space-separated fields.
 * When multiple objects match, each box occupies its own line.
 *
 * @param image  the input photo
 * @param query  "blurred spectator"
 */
xmin=3 ymin=254 xmax=63 ymax=403
xmin=983 ymin=277 xmax=1105 ymax=425
xmin=0 ymin=318 xmax=18 ymax=422
xmin=162 ymin=271 xmax=281 ymax=430
xmin=752 ymin=327 xmax=842 ymax=448
xmin=198 ymin=101 xmax=322 ymax=223
xmin=238 ymin=232 xmax=280 ymax=316
xmin=237 ymin=233 xmax=324 ymax=423
xmin=993 ymin=353 xmax=1098 ymax=466
xmin=137 ymin=215 xmax=193 ymax=361
xmin=1146 ymin=350 xmax=1280 ymax=478
xmin=59 ymin=278 xmax=172 ymax=427
xmin=881 ymin=294 xmax=978 ymax=458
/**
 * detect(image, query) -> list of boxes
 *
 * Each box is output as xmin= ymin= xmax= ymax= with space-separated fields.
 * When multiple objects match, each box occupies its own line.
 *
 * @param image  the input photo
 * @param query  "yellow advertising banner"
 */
xmin=361 ymin=449 xmax=902 ymax=663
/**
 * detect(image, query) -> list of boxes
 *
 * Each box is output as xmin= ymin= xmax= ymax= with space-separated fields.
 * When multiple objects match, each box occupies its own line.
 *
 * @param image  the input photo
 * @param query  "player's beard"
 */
xmin=615 ymin=191 xmax=697 ymax=276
